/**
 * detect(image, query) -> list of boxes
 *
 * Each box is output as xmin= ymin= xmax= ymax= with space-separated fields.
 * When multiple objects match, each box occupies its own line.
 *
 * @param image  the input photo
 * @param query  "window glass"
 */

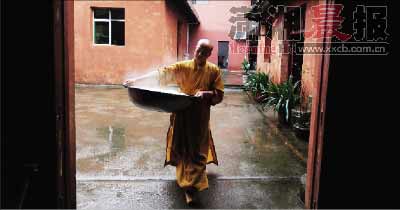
xmin=111 ymin=8 xmax=124 ymax=19
xmin=94 ymin=22 xmax=109 ymax=44
xmin=94 ymin=9 xmax=109 ymax=19
xmin=111 ymin=21 xmax=125 ymax=45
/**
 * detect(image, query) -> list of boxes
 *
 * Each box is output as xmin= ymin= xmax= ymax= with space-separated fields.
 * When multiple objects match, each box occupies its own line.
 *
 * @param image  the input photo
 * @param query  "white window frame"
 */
xmin=93 ymin=8 xmax=125 ymax=46
xmin=234 ymin=31 xmax=247 ymax=40
xmin=191 ymin=0 xmax=208 ymax=5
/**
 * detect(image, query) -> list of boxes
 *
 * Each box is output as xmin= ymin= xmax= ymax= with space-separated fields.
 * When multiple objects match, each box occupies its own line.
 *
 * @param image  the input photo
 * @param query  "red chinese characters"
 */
xmin=305 ymin=4 xmax=352 ymax=41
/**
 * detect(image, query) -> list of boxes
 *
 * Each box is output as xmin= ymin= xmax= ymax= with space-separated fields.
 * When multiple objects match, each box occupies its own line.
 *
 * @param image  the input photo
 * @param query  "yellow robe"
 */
xmin=158 ymin=59 xmax=224 ymax=192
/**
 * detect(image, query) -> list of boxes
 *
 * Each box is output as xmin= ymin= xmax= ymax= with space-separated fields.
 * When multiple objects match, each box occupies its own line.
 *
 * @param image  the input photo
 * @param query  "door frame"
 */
xmin=218 ymin=41 xmax=229 ymax=69
xmin=54 ymin=0 xmax=76 ymax=208
xmin=57 ymin=0 xmax=333 ymax=208
xmin=305 ymin=0 xmax=334 ymax=208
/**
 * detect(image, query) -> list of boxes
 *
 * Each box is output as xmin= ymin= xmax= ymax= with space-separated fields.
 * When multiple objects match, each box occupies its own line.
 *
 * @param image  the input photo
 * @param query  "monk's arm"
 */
xmin=158 ymin=63 xmax=180 ymax=86
xmin=209 ymin=67 xmax=224 ymax=105
xmin=123 ymin=71 xmax=159 ymax=87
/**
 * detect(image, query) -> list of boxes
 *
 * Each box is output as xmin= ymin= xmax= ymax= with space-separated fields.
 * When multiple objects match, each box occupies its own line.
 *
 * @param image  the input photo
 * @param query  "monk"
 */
xmin=158 ymin=39 xmax=224 ymax=204
xmin=124 ymin=39 xmax=224 ymax=204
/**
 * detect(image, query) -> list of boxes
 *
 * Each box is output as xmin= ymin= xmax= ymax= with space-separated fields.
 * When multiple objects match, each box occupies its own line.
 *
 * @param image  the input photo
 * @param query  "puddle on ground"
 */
xmin=96 ymin=126 xmax=126 ymax=161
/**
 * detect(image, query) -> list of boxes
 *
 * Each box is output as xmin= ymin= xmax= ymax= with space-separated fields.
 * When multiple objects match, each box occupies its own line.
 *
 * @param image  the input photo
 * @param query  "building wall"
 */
xmin=256 ymin=0 xmax=325 ymax=104
xmin=188 ymin=1 xmax=251 ymax=70
xmin=301 ymin=0 xmax=324 ymax=102
xmin=74 ymin=1 xmax=188 ymax=84
xmin=177 ymin=22 xmax=189 ymax=61
xmin=256 ymin=16 xmax=288 ymax=84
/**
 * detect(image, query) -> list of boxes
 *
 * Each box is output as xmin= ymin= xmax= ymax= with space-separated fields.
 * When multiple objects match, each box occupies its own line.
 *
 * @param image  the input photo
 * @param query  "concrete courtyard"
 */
xmin=75 ymin=86 xmax=307 ymax=209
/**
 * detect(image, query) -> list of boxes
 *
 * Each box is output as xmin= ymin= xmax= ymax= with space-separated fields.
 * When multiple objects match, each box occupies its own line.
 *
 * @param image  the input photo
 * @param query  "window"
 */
xmin=93 ymin=8 xmax=125 ymax=46
xmin=191 ymin=0 xmax=208 ymax=5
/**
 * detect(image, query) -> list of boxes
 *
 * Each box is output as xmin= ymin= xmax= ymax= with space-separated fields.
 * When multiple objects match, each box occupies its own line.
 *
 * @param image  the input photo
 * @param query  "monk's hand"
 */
xmin=195 ymin=90 xmax=214 ymax=101
xmin=210 ymin=89 xmax=224 ymax=106
xmin=123 ymin=79 xmax=134 ymax=88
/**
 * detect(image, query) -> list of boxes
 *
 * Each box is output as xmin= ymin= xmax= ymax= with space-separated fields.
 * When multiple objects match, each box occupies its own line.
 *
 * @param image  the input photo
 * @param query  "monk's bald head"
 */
xmin=196 ymin=39 xmax=214 ymax=51
xmin=194 ymin=39 xmax=213 ymax=67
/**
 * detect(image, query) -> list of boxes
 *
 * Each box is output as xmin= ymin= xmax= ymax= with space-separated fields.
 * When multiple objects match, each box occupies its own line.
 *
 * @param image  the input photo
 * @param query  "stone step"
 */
xmin=77 ymin=178 xmax=304 ymax=209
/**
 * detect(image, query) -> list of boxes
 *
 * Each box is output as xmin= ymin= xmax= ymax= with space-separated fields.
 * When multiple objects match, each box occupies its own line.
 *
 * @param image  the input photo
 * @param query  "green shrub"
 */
xmin=241 ymin=58 xmax=251 ymax=74
xmin=244 ymin=72 xmax=270 ymax=101
xmin=263 ymin=75 xmax=301 ymax=122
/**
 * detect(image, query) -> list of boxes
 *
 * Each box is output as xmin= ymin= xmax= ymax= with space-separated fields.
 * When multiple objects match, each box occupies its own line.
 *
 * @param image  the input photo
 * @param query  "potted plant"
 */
xmin=291 ymin=95 xmax=312 ymax=140
xmin=244 ymin=72 xmax=270 ymax=103
xmin=263 ymin=75 xmax=300 ymax=125
xmin=241 ymin=58 xmax=251 ymax=85
xmin=241 ymin=58 xmax=251 ymax=75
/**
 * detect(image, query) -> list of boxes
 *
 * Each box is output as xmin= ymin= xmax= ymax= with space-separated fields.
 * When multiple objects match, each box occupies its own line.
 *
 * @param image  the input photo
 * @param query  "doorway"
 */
xmin=62 ymin=1 xmax=327 ymax=209
xmin=218 ymin=41 xmax=229 ymax=69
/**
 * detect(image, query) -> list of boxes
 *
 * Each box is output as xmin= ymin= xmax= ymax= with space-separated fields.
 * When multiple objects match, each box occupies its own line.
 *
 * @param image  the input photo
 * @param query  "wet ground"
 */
xmin=221 ymin=70 xmax=243 ymax=87
xmin=76 ymin=83 xmax=307 ymax=209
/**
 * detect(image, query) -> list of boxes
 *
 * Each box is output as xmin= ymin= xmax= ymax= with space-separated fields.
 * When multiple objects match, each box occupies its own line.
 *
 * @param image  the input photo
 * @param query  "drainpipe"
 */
xmin=184 ymin=23 xmax=191 ymax=60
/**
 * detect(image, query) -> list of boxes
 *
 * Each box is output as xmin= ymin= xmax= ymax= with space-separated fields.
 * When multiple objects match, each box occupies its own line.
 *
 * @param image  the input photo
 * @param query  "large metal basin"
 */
xmin=125 ymin=86 xmax=201 ymax=113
